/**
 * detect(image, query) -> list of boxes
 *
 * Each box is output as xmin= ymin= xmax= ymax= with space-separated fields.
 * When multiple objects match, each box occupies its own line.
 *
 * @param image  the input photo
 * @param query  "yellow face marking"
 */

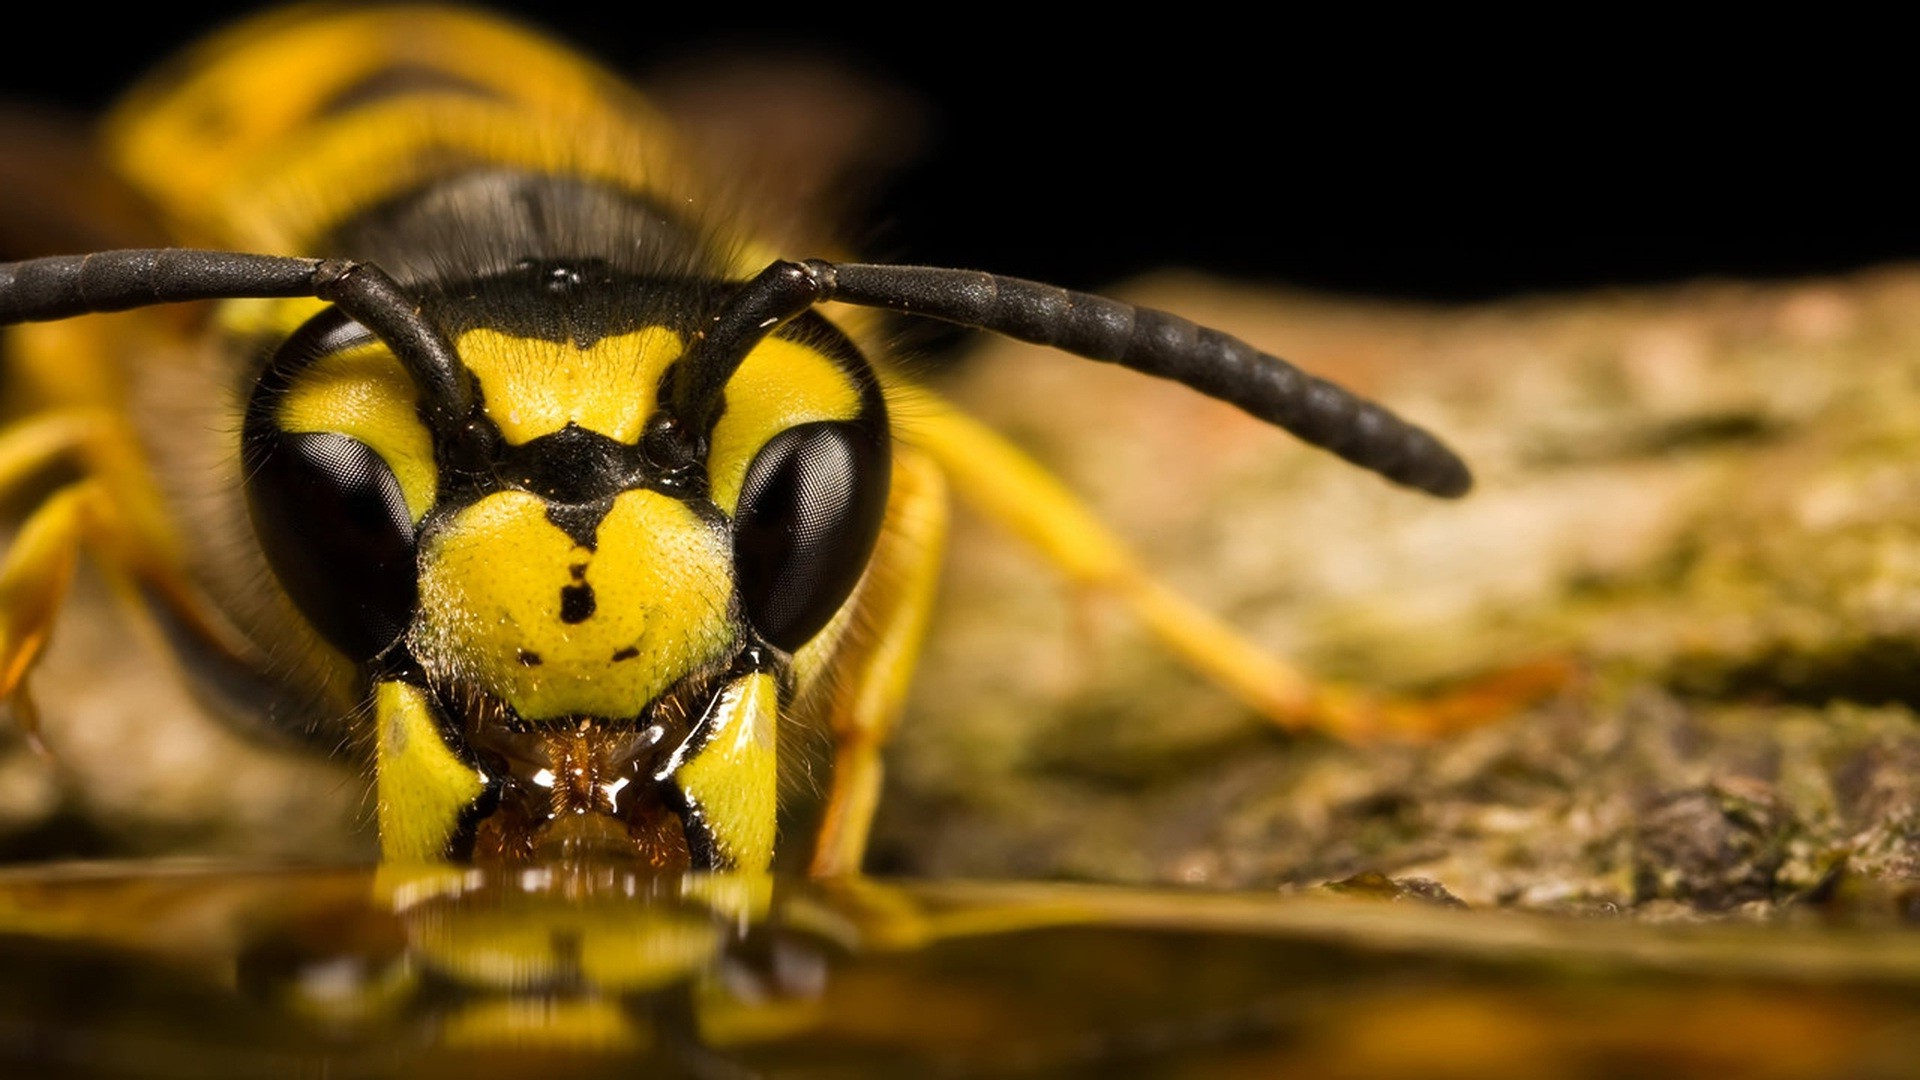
xmin=459 ymin=327 xmax=683 ymax=445
xmin=278 ymin=341 xmax=438 ymax=521
xmin=412 ymin=490 xmax=734 ymax=721
xmin=707 ymin=337 xmax=863 ymax=516
xmin=375 ymin=680 xmax=487 ymax=863
xmin=668 ymin=672 xmax=780 ymax=872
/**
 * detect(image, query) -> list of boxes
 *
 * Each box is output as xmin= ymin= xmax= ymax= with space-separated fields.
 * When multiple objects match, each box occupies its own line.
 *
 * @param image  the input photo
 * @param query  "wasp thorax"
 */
xmin=410 ymin=488 xmax=736 ymax=722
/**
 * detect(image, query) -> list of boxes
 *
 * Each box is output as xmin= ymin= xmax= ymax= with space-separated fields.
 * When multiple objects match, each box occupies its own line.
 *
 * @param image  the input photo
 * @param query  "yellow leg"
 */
xmin=0 ymin=481 xmax=100 ymax=740
xmin=894 ymin=389 xmax=1560 ymax=741
xmin=808 ymin=445 xmax=950 ymax=877
xmin=0 ymin=409 xmax=184 ymax=579
xmin=0 ymin=410 xmax=110 ymax=494
xmin=0 ymin=410 xmax=251 ymax=742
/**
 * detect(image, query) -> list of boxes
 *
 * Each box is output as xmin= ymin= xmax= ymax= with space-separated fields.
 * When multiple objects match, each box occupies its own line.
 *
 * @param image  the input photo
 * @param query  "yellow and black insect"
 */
xmin=0 ymin=7 xmax=1469 ymax=874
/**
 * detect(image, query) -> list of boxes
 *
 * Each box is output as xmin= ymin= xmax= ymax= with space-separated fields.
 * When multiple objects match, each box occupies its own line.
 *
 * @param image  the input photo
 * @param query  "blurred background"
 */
xmin=0 ymin=6 xmax=1908 ymax=301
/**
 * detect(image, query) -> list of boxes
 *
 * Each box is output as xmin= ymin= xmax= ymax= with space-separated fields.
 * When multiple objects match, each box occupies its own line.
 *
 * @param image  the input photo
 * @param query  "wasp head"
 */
xmin=239 ymin=264 xmax=889 ymax=870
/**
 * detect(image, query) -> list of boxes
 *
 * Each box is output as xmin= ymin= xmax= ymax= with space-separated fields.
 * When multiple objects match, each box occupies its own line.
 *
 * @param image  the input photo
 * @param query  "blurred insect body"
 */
xmin=0 ymin=7 xmax=1470 ymax=873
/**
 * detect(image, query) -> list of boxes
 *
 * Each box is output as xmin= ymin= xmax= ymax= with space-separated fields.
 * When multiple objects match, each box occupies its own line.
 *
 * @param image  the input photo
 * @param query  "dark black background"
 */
xmin=2 ymin=7 xmax=1908 ymax=301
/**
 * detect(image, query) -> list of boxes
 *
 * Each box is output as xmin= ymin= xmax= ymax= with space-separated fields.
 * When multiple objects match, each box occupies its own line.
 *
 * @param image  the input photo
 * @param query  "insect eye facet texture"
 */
xmin=0 ymin=6 xmax=1470 ymax=875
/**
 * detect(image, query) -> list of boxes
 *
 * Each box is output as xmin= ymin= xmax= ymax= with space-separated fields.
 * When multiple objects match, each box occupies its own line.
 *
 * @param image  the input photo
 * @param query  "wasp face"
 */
xmin=240 ymin=266 xmax=889 ymax=870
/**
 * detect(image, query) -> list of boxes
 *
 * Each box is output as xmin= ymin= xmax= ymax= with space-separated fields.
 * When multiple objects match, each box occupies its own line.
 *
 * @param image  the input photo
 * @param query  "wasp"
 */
xmin=0 ymin=7 xmax=1471 ymax=874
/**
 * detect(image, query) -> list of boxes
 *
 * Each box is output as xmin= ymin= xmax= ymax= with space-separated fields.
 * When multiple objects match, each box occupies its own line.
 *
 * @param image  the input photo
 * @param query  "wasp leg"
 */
xmin=895 ymin=390 xmax=1559 ymax=741
xmin=808 ymin=445 xmax=949 ymax=877
xmin=0 ymin=480 xmax=99 ymax=739
xmin=0 ymin=411 xmax=251 ymax=736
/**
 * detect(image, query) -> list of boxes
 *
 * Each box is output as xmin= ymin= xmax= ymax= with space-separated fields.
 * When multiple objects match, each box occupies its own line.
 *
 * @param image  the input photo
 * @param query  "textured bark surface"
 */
xmin=871 ymin=267 xmax=1920 ymax=919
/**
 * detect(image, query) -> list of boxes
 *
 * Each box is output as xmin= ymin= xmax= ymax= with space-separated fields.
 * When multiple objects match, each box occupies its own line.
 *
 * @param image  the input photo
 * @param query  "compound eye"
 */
xmin=245 ymin=431 xmax=418 ymax=661
xmin=733 ymin=421 xmax=890 ymax=652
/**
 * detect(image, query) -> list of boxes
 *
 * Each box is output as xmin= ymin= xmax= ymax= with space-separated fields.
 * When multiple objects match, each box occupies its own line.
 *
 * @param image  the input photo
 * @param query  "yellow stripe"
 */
xmin=104 ymin=6 xmax=682 ymax=247
xmin=199 ymin=97 xmax=685 ymax=252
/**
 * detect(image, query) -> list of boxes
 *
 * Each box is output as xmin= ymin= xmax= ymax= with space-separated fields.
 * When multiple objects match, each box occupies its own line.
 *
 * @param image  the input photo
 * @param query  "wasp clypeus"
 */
xmin=0 ymin=6 xmax=1472 ymax=874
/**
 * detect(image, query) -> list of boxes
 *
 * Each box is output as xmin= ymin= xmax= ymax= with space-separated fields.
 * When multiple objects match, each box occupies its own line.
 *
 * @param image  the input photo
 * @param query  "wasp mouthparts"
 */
xmin=463 ymin=706 xmax=701 ymax=871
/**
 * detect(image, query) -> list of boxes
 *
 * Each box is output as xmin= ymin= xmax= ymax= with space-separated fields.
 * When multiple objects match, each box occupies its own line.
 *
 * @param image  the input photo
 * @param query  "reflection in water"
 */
xmin=5 ymin=864 xmax=1920 ymax=1077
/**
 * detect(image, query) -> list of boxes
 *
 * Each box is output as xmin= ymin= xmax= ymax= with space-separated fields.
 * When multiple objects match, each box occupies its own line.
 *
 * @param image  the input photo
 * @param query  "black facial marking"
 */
xmin=510 ymin=424 xmax=631 ymax=503
xmin=611 ymin=646 xmax=639 ymax=662
xmin=487 ymin=424 xmax=649 ymax=549
xmin=517 ymin=649 xmax=543 ymax=667
xmin=544 ymin=500 xmax=611 ymax=550
xmin=560 ymin=582 xmax=596 ymax=624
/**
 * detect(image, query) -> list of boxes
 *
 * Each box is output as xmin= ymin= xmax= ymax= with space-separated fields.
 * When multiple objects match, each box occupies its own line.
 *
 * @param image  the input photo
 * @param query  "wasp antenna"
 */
xmin=0 ymin=250 xmax=322 ymax=322
xmin=0 ymin=249 xmax=473 ymax=438
xmin=668 ymin=260 xmax=826 ymax=442
xmin=808 ymin=261 xmax=1473 ymax=498
xmin=309 ymin=260 xmax=473 ymax=434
